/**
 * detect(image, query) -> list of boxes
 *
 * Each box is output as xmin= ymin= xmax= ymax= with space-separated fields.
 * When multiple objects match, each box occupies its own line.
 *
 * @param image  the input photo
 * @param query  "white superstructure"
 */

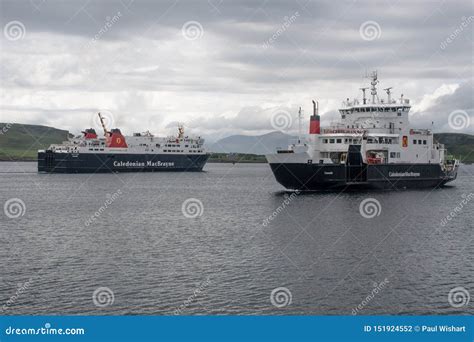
xmin=268 ymin=71 xmax=452 ymax=168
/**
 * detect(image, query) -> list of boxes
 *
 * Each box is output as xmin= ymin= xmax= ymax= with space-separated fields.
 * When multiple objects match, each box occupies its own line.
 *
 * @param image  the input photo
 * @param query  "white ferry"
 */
xmin=266 ymin=72 xmax=459 ymax=190
xmin=38 ymin=113 xmax=209 ymax=173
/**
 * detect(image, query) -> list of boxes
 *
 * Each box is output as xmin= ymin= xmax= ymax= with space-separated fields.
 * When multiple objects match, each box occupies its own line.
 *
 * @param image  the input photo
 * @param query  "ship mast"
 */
xmin=298 ymin=107 xmax=303 ymax=143
xmin=367 ymin=70 xmax=378 ymax=104
xmin=360 ymin=87 xmax=369 ymax=105
xmin=177 ymin=123 xmax=184 ymax=139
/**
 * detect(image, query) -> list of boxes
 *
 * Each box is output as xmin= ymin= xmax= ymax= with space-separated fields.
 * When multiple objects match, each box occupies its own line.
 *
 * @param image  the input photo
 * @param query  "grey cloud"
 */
xmin=411 ymin=81 xmax=474 ymax=133
xmin=0 ymin=0 xmax=472 ymax=136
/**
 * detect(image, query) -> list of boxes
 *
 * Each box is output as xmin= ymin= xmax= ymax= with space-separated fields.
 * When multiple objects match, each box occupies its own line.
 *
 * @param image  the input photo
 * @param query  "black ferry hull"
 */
xmin=268 ymin=163 xmax=458 ymax=191
xmin=38 ymin=151 xmax=210 ymax=173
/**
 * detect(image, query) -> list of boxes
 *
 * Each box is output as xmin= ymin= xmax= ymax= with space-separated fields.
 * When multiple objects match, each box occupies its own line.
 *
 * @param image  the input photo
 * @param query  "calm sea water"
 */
xmin=0 ymin=162 xmax=472 ymax=315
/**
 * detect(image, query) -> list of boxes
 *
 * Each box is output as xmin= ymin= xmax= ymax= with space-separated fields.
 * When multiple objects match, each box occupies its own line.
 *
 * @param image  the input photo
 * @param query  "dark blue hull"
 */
xmin=268 ymin=163 xmax=458 ymax=191
xmin=38 ymin=151 xmax=210 ymax=173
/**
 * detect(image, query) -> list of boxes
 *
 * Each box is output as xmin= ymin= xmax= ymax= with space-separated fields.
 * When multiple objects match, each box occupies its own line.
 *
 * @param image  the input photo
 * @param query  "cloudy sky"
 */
xmin=0 ymin=0 xmax=472 ymax=141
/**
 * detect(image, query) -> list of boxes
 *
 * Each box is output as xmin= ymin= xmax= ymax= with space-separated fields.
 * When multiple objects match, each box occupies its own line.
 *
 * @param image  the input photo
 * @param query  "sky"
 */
xmin=0 ymin=0 xmax=473 ymax=142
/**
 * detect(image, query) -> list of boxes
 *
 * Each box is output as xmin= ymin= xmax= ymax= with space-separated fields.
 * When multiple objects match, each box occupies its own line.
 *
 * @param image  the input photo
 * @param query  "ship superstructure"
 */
xmin=266 ymin=72 xmax=459 ymax=190
xmin=38 ymin=113 xmax=209 ymax=173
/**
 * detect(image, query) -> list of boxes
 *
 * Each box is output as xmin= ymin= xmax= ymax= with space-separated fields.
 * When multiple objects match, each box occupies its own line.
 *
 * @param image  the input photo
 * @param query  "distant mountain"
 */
xmin=0 ymin=123 xmax=473 ymax=163
xmin=0 ymin=123 xmax=70 ymax=160
xmin=209 ymin=131 xmax=298 ymax=155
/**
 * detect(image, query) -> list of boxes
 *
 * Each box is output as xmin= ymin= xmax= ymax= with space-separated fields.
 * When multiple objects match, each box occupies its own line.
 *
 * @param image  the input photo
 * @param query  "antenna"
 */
xmin=298 ymin=107 xmax=303 ymax=143
xmin=384 ymin=87 xmax=393 ymax=103
xmin=366 ymin=70 xmax=378 ymax=104
xmin=360 ymin=87 xmax=369 ymax=104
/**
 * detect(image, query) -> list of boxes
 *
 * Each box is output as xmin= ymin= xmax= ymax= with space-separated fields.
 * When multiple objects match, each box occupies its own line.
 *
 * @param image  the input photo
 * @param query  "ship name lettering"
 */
xmin=389 ymin=172 xmax=420 ymax=177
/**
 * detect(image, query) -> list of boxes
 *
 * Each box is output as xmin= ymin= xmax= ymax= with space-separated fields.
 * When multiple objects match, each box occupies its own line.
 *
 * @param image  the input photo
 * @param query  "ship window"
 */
xmin=397 ymin=112 xmax=402 ymax=116
xmin=329 ymin=139 xmax=335 ymax=143
xmin=392 ymin=108 xmax=396 ymax=112
xmin=413 ymin=140 xmax=417 ymax=144
xmin=418 ymin=140 xmax=422 ymax=144
xmin=323 ymin=139 xmax=328 ymax=143
xmin=423 ymin=140 xmax=427 ymax=145
xmin=336 ymin=139 xmax=342 ymax=143
xmin=341 ymin=115 xmax=346 ymax=119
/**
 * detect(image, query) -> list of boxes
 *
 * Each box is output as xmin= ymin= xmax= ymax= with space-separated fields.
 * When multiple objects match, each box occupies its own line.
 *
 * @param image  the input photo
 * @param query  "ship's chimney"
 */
xmin=309 ymin=100 xmax=320 ymax=134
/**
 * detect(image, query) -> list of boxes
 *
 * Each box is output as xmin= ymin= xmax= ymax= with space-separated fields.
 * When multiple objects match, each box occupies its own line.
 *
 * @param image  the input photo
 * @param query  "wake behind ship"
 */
xmin=266 ymin=71 xmax=459 ymax=190
xmin=38 ymin=113 xmax=209 ymax=173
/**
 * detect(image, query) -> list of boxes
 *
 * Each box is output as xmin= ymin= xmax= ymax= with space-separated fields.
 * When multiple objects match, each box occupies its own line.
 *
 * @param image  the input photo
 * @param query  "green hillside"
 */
xmin=0 ymin=123 xmax=70 ymax=161
xmin=434 ymin=133 xmax=474 ymax=164
xmin=208 ymin=153 xmax=266 ymax=163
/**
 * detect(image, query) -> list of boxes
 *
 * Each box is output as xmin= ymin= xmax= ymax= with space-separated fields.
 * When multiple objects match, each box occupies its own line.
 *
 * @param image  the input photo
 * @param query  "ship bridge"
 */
xmin=336 ymin=71 xmax=412 ymax=134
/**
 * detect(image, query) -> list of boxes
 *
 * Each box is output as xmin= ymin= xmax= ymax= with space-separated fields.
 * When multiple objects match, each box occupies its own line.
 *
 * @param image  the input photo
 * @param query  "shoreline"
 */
xmin=0 ymin=159 xmax=268 ymax=164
